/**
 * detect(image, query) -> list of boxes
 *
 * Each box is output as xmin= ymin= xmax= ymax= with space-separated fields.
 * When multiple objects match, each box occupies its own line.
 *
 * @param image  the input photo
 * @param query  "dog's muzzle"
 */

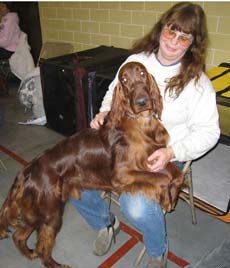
xmin=136 ymin=95 xmax=149 ymax=107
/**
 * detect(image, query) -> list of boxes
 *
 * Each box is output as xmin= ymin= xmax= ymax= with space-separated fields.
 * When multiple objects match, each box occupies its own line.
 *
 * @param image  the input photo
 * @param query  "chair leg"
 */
xmin=101 ymin=191 xmax=120 ymax=206
xmin=134 ymin=239 xmax=168 ymax=267
xmin=187 ymin=167 xmax=197 ymax=225
xmin=181 ymin=161 xmax=197 ymax=225
xmin=134 ymin=246 xmax=146 ymax=267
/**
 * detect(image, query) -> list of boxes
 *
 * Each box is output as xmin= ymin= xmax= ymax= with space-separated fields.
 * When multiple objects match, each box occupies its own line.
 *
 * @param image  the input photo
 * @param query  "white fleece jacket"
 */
xmin=100 ymin=52 xmax=220 ymax=162
xmin=0 ymin=12 xmax=20 ymax=52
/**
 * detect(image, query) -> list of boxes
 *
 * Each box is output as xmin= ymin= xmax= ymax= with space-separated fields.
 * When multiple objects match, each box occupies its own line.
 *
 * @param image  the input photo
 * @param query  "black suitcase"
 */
xmin=40 ymin=46 xmax=129 ymax=136
xmin=90 ymin=65 xmax=121 ymax=120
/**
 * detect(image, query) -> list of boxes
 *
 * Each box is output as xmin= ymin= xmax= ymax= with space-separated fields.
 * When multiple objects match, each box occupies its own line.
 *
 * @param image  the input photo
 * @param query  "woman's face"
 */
xmin=157 ymin=26 xmax=193 ymax=65
xmin=0 ymin=3 xmax=9 ymax=17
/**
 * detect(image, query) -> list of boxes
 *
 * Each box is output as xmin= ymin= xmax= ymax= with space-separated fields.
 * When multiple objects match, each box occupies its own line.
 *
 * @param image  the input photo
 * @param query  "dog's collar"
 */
xmin=125 ymin=111 xmax=158 ymax=119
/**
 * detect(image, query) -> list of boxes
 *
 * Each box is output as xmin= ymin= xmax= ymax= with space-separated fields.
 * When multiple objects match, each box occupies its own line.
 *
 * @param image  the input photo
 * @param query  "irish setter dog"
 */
xmin=0 ymin=62 xmax=184 ymax=268
xmin=106 ymin=62 xmax=184 ymax=207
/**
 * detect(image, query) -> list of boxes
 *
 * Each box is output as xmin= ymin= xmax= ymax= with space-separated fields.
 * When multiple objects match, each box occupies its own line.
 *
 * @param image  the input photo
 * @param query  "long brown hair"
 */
xmin=132 ymin=2 xmax=208 ymax=98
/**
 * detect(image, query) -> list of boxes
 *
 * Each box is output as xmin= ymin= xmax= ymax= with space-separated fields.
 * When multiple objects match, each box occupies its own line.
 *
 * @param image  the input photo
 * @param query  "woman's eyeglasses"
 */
xmin=161 ymin=27 xmax=193 ymax=48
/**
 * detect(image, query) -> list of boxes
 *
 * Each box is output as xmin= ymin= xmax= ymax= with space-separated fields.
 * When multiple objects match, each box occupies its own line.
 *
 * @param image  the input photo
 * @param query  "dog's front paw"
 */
xmin=28 ymin=249 xmax=38 ymax=260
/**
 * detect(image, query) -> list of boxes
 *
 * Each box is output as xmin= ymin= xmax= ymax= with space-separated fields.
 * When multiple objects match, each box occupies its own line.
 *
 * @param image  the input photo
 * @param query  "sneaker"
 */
xmin=145 ymin=246 xmax=168 ymax=268
xmin=145 ymin=255 xmax=166 ymax=268
xmin=93 ymin=216 xmax=120 ymax=256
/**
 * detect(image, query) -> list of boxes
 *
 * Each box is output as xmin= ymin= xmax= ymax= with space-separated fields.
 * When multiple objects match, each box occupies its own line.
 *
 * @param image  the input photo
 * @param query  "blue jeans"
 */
xmin=69 ymin=162 xmax=183 ymax=258
xmin=70 ymin=190 xmax=167 ymax=257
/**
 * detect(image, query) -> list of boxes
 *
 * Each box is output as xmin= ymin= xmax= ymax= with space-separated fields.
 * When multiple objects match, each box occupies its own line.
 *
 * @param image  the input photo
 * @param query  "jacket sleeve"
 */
xmin=171 ymin=75 xmax=220 ymax=161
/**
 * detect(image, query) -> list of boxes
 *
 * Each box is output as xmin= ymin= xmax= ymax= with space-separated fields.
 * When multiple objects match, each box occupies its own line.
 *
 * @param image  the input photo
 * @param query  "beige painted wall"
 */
xmin=39 ymin=1 xmax=230 ymax=70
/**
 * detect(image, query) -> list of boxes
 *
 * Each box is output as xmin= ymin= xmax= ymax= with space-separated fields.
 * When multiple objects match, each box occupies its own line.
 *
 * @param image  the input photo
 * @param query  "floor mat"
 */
xmin=187 ymin=238 xmax=230 ymax=268
xmin=192 ymin=143 xmax=230 ymax=213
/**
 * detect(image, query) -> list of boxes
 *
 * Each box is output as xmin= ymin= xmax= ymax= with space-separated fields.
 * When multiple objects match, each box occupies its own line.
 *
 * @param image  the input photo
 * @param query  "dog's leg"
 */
xmin=12 ymin=225 xmax=38 ymax=259
xmin=0 ymin=173 xmax=25 ymax=239
xmin=0 ymin=197 xmax=14 ymax=239
xmin=0 ymin=208 xmax=9 ymax=239
xmin=0 ymin=199 xmax=24 ymax=239
xmin=36 ymin=219 xmax=71 ymax=268
xmin=115 ymin=171 xmax=171 ymax=201
xmin=0 ymin=223 xmax=9 ymax=239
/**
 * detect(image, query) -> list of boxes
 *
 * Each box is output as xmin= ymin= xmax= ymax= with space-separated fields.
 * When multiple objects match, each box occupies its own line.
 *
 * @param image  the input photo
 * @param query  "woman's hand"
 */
xmin=90 ymin=111 xmax=109 ymax=129
xmin=147 ymin=147 xmax=175 ymax=172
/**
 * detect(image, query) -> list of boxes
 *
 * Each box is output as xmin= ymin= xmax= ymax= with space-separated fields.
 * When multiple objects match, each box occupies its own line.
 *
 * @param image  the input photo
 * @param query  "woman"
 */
xmin=71 ymin=2 xmax=220 ymax=268
xmin=0 ymin=2 xmax=20 ymax=60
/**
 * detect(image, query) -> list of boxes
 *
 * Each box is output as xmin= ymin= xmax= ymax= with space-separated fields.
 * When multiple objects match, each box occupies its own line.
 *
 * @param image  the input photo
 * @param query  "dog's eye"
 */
xmin=140 ymin=71 xmax=145 ymax=76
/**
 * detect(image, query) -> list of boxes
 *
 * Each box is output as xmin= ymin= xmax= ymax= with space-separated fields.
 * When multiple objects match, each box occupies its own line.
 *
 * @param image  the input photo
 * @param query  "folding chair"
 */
xmin=101 ymin=160 xmax=197 ymax=267
xmin=179 ymin=160 xmax=197 ymax=225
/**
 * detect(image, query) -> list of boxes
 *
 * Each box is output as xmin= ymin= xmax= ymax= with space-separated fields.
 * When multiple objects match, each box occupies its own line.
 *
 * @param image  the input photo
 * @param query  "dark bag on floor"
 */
xmin=40 ymin=46 xmax=129 ymax=136
xmin=0 ymin=74 xmax=9 ymax=97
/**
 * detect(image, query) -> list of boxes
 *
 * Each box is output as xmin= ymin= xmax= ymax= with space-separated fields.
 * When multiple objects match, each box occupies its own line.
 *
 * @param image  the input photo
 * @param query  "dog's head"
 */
xmin=107 ymin=62 xmax=163 ymax=128
xmin=119 ymin=62 xmax=153 ymax=114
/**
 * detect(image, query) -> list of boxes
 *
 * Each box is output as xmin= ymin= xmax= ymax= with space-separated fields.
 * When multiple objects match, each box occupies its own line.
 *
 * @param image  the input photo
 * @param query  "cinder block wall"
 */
xmin=39 ymin=1 xmax=230 ymax=70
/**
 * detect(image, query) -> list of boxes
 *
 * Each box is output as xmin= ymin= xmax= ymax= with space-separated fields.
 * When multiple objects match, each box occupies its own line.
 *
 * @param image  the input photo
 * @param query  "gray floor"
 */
xmin=0 ymin=84 xmax=229 ymax=268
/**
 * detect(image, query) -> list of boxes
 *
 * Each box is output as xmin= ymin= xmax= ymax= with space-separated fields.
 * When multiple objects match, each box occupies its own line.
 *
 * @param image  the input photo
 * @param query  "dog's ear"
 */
xmin=148 ymin=74 xmax=163 ymax=119
xmin=106 ymin=82 xmax=128 ymax=129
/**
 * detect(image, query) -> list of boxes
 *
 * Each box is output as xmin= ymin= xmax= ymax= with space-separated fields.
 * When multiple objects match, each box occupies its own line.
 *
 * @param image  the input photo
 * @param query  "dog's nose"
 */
xmin=136 ymin=96 xmax=148 ymax=106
